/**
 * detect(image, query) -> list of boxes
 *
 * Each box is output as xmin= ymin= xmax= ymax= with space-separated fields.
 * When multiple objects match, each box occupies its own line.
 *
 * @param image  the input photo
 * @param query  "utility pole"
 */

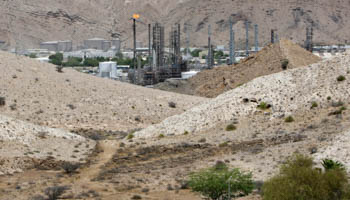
xmin=207 ymin=24 xmax=213 ymax=69
xmin=229 ymin=17 xmax=235 ymax=65
xmin=254 ymin=24 xmax=259 ymax=52
xmin=133 ymin=18 xmax=137 ymax=70
xmin=245 ymin=21 xmax=250 ymax=57
xmin=148 ymin=24 xmax=152 ymax=69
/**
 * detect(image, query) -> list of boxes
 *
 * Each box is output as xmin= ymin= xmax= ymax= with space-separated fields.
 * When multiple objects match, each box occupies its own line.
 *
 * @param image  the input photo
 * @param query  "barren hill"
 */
xmin=0 ymin=114 xmax=95 ymax=175
xmin=155 ymin=40 xmax=321 ymax=98
xmin=190 ymin=39 xmax=322 ymax=97
xmin=1 ymin=0 xmax=350 ymax=49
xmin=135 ymin=52 xmax=350 ymax=138
xmin=0 ymin=51 xmax=205 ymax=132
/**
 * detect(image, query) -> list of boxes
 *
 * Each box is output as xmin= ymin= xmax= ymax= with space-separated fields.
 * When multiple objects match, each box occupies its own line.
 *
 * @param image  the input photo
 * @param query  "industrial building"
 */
xmin=98 ymin=61 xmax=118 ymax=78
xmin=40 ymin=40 xmax=72 ymax=52
xmin=83 ymin=38 xmax=121 ymax=52
xmin=0 ymin=40 xmax=5 ymax=49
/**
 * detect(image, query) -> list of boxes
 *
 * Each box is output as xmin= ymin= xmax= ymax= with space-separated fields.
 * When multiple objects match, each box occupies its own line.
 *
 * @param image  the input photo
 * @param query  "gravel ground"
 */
xmin=0 ymin=51 xmax=206 ymax=132
xmin=135 ymin=52 xmax=349 ymax=138
xmin=0 ymin=114 xmax=95 ymax=175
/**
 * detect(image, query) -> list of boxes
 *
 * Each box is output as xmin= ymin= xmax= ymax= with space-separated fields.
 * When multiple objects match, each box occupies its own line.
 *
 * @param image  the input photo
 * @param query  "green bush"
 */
xmin=29 ymin=53 xmax=37 ymax=58
xmin=158 ymin=134 xmax=165 ymax=138
xmin=258 ymin=102 xmax=270 ymax=110
xmin=189 ymin=163 xmax=254 ymax=200
xmin=311 ymin=101 xmax=318 ymax=109
xmin=337 ymin=75 xmax=346 ymax=82
xmin=63 ymin=57 xmax=82 ymax=67
xmin=83 ymin=58 xmax=99 ymax=67
xmin=322 ymin=159 xmax=345 ymax=171
xmin=285 ymin=116 xmax=294 ymax=123
xmin=262 ymin=155 xmax=350 ymax=200
xmin=225 ymin=124 xmax=237 ymax=131
xmin=49 ymin=53 xmax=63 ymax=66
xmin=127 ymin=133 xmax=134 ymax=140
xmin=281 ymin=59 xmax=289 ymax=70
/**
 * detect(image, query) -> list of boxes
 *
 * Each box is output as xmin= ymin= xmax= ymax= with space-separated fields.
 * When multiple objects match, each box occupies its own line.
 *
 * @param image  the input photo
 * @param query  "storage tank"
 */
xmin=40 ymin=41 xmax=58 ymax=52
xmin=58 ymin=40 xmax=73 ymax=52
xmin=181 ymin=71 xmax=198 ymax=79
xmin=84 ymin=38 xmax=106 ymax=50
xmin=102 ymin=41 xmax=111 ymax=52
xmin=98 ymin=61 xmax=117 ymax=78
xmin=136 ymin=41 xmax=143 ymax=48
xmin=111 ymin=39 xmax=121 ymax=52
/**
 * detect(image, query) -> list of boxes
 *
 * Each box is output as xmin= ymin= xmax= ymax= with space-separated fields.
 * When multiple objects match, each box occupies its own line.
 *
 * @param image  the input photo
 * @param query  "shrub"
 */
xmin=0 ymin=97 xmax=5 ymax=106
xmin=168 ymin=101 xmax=176 ymax=108
xmin=281 ymin=59 xmax=289 ymax=70
xmin=329 ymin=106 xmax=347 ymax=116
xmin=56 ymin=66 xmax=63 ymax=73
xmin=337 ymin=75 xmax=346 ymax=82
xmin=131 ymin=195 xmax=142 ymax=200
xmin=29 ymin=53 xmax=37 ymax=58
xmin=61 ymin=162 xmax=80 ymax=174
xmin=322 ymin=159 xmax=345 ymax=171
xmin=188 ymin=163 xmax=254 ymax=200
xmin=262 ymin=155 xmax=350 ymax=200
xmin=44 ymin=186 xmax=68 ymax=200
xmin=257 ymin=102 xmax=270 ymax=110
xmin=311 ymin=101 xmax=318 ymax=109
xmin=127 ymin=133 xmax=134 ymax=140
xmin=49 ymin=53 xmax=63 ymax=66
xmin=158 ymin=134 xmax=165 ymax=138
xmin=327 ymin=96 xmax=332 ymax=101
xmin=184 ymin=131 xmax=189 ymax=135
xmin=285 ymin=116 xmax=294 ymax=123
xmin=225 ymin=124 xmax=237 ymax=131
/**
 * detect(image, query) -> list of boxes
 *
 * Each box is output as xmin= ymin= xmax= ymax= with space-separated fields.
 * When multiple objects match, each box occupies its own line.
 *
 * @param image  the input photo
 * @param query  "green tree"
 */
xmin=191 ymin=49 xmax=202 ymax=57
xmin=29 ymin=53 xmax=37 ymax=58
xmin=83 ymin=58 xmax=99 ymax=67
xmin=214 ymin=50 xmax=224 ymax=59
xmin=189 ymin=163 xmax=254 ymax=200
xmin=49 ymin=53 xmax=63 ymax=65
xmin=262 ymin=155 xmax=350 ymax=200
xmin=63 ymin=57 xmax=82 ymax=67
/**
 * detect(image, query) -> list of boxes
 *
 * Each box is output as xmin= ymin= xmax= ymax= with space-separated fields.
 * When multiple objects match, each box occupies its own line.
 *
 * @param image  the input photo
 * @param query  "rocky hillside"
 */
xmin=135 ymin=52 xmax=350 ymax=138
xmin=189 ymin=40 xmax=322 ymax=97
xmin=0 ymin=51 xmax=205 ymax=132
xmin=1 ymin=0 xmax=350 ymax=49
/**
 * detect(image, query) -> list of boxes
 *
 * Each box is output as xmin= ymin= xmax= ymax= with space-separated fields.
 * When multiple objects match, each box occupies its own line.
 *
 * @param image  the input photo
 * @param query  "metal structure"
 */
xmin=153 ymin=22 xmax=165 ymax=71
xmin=207 ymin=24 xmax=214 ymax=69
xmin=229 ymin=17 xmax=236 ymax=65
xmin=305 ymin=23 xmax=314 ymax=52
xmin=169 ymin=23 xmax=182 ymax=78
xmin=148 ymin=24 xmax=152 ymax=68
xmin=245 ymin=21 xmax=251 ymax=56
xmin=254 ymin=24 xmax=259 ymax=52
xmin=184 ymin=23 xmax=192 ymax=57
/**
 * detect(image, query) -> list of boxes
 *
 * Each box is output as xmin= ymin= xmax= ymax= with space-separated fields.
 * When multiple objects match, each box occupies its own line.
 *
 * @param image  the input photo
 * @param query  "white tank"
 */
xmin=181 ymin=71 xmax=198 ymax=79
xmin=98 ymin=62 xmax=117 ymax=78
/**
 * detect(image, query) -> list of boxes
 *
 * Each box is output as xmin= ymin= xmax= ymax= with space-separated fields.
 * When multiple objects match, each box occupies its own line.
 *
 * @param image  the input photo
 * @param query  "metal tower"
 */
xmin=229 ymin=17 xmax=235 ymax=64
xmin=254 ymin=24 xmax=259 ymax=52
xmin=153 ymin=22 xmax=165 ymax=71
xmin=184 ymin=23 xmax=192 ymax=57
xmin=207 ymin=24 xmax=213 ymax=69
xmin=245 ymin=21 xmax=250 ymax=56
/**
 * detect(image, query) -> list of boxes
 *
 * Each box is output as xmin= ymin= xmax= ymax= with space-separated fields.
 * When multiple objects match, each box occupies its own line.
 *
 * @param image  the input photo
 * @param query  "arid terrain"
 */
xmin=1 ymin=0 xmax=350 ymax=49
xmin=1 ymin=42 xmax=350 ymax=199
xmin=155 ymin=39 xmax=321 ymax=97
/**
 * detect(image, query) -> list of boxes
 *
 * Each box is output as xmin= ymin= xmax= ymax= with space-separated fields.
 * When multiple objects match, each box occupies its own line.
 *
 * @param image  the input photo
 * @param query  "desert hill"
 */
xmin=1 ymin=0 xmax=350 ymax=49
xmin=0 ymin=51 xmax=205 ymax=133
